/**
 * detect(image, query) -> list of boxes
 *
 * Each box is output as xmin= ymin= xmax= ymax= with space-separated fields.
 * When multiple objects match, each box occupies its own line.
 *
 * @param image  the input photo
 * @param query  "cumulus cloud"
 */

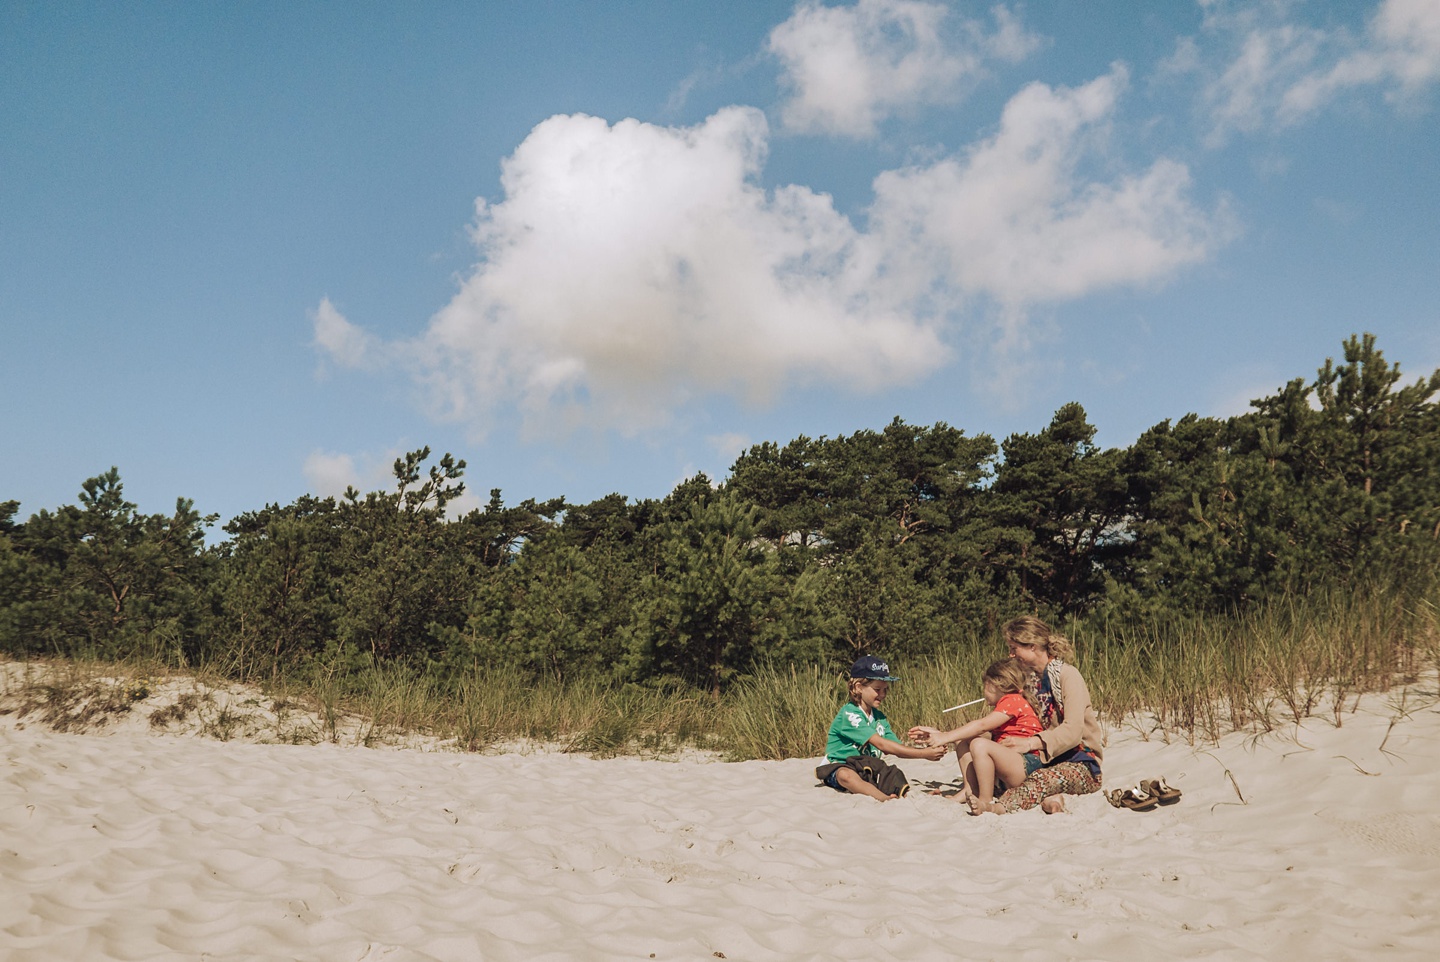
xmin=316 ymin=74 xmax=1226 ymax=439
xmin=1181 ymin=0 xmax=1440 ymax=143
xmin=407 ymin=107 xmax=948 ymax=436
xmin=867 ymin=67 xmax=1230 ymax=320
xmin=768 ymin=0 xmax=1040 ymax=137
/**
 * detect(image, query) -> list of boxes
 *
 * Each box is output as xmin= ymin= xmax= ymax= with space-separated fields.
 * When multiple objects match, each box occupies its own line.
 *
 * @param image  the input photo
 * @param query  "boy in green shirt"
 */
xmin=815 ymin=656 xmax=946 ymax=801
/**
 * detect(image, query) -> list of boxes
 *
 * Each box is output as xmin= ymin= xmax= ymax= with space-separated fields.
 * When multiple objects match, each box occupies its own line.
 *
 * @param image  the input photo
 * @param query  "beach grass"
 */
xmin=4 ymin=581 xmax=1437 ymax=760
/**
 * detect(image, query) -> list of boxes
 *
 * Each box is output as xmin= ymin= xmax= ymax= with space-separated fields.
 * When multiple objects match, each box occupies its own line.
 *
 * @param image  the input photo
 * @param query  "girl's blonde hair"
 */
xmin=1002 ymin=615 xmax=1074 ymax=661
xmin=982 ymin=657 xmax=1041 ymax=719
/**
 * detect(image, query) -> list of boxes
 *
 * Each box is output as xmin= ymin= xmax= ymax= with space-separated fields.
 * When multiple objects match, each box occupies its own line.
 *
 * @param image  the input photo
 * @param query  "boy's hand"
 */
xmin=919 ymin=744 xmax=947 ymax=761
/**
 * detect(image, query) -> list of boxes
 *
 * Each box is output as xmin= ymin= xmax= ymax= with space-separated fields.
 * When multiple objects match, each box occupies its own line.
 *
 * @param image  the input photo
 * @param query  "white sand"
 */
xmin=4 ymin=683 xmax=1440 ymax=961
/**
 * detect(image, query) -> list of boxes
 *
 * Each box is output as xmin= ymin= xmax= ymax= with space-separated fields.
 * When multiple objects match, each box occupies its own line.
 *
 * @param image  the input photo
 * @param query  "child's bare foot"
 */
xmin=968 ymin=797 xmax=999 ymax=816
xmin=1041 ymin=795 xmax=1067 ymax=815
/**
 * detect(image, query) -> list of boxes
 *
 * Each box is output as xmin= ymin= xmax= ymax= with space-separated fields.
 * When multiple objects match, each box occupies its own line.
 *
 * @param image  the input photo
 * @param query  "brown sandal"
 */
xmin=1142 ymin=778 xmax=1182 ymax=804
xmin=1107 ymin=785 xmax=1159 ymax=811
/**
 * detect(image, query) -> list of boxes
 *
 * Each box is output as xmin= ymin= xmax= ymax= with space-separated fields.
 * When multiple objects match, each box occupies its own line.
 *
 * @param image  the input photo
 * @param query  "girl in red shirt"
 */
xmin=908 ymin=659 xmax=1044 ymax=815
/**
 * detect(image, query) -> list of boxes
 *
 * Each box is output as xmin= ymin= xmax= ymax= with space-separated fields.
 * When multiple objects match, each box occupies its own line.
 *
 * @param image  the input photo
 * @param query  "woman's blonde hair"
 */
xmin=982 ymin=657 xmax=1041 ymax=719
xmin=1002 ymin=615 xmax=1074 ymax=661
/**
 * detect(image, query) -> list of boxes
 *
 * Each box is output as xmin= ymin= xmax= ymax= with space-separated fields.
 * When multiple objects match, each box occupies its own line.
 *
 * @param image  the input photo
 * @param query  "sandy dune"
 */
xmin=3 ymin=683 xmax=1439 ymax=961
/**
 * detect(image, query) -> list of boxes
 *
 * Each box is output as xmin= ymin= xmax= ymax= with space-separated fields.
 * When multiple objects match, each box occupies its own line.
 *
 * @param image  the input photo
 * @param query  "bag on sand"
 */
xmin=815 ymin=756 xmax=911 ymax=797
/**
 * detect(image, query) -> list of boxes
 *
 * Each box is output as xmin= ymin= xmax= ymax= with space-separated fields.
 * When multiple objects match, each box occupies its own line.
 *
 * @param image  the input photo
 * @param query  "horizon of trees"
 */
xmin=3 ymin=334 xmax=1437 ymax=694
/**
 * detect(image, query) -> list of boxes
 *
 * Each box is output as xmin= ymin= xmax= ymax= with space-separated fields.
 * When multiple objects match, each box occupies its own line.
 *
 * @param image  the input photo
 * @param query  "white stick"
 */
xmin=941 ymin=697 xmax=985 ymax=713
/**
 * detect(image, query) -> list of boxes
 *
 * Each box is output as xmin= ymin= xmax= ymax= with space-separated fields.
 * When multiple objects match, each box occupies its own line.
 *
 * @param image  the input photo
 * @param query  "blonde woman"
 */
xmin=993 ymin=615 xmax=1104 ymax=813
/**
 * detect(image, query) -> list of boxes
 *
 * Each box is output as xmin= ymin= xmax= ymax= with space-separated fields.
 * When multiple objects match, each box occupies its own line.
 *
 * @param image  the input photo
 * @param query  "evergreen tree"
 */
xmin=219 ymin=495 xmax=342 ymax=672
xmin=626 ymin=496 xmax=822 ymax=695
xmin=2 ymin=470 xmax=215 ymax=660
xmin=990 ymin=404 xmax=1127 ymax=614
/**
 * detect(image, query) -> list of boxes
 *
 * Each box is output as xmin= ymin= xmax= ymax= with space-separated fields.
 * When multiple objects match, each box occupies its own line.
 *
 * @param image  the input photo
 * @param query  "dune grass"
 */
xmin=5 ymin=581 xmax=1437 ymax=761
xmin=1072 ymin=583 xmax=1440 ymax=742
xmin=720 ymin=579 xmax=1440 ymax=760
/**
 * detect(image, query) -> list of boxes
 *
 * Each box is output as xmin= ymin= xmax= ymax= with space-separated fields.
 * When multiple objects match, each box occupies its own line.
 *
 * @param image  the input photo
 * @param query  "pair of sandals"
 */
xmin=1107 ymin=777 xmax=1181 ymax=811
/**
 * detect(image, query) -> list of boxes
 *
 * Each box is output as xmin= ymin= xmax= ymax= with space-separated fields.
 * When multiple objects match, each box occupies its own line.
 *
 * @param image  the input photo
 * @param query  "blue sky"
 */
xmin=4 ymin=0 xmax=1438 ymax=531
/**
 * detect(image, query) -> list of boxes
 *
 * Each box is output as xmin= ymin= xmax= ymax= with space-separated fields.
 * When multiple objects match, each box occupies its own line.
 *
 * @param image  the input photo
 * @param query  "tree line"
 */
xmin=3 ymin=334 xmax=1437 ymax=693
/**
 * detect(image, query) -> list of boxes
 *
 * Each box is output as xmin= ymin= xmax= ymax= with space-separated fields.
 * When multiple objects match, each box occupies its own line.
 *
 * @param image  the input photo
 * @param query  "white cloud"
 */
xmin=1204 ymin=21 xmax=1330 ymax=140
xmin=301 ymin=448 xmax=408 ymax=499
xmin=768 ymin=0 xmax=1040 ymax=137
xmin=867 ymin=68 xmax=1231 ymax=321
xmin=317 ymin=73 xmax=1227 ymax=440
xmin=404 ymin=107 xmax=949 ymax=437
xmin=310 ymin=297 xmax=375 ymax=369
xmin=1283 ymin=0 xmax=1440 ymax=115
xmin=708 ymin=432 xmax=753 ymax=464
xmin=301 ymin=449 xmax=361 ymax=498
xmin=1183 ymin=0 xmax=1440 ymax=143
xmin=302 ymin=447 xmax=485 ymax=517
xmin=443 ymin=486 xmax=487 ymax=518
xmin=1377 ymin=0 xmax=1440 ymax=87
xmin=986 ymin=4 xmax=1046 ymax=63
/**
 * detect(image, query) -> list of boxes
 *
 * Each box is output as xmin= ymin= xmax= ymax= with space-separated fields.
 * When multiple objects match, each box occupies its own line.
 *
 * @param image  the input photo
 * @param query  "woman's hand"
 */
xmin=998 ymin=735 xmax=1042 ymax=753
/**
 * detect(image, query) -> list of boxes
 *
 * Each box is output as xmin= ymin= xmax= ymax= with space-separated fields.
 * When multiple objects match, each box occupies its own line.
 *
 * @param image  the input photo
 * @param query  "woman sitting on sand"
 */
xmin=912 ymin=616 xmax=1103 ymax=813
xmin=991 ymin=615 xmax=1103 ymax=813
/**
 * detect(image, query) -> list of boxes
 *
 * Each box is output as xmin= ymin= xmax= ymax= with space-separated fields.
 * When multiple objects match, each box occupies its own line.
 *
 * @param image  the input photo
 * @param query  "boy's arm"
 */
xmin=867 ymin=733 xmax=947 ymax=761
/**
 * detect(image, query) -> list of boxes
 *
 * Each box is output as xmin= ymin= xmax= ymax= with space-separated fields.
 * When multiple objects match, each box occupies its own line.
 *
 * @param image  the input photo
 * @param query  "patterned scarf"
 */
xmin=1032 ymin=657 xmax=1101 ymax=775
xmin=1033 ymin=658 xmax=1067 ymax=729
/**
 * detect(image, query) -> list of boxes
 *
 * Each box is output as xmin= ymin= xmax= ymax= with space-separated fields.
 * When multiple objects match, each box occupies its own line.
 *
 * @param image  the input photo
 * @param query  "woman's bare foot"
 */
xmin=1041 ymin=795 xmax=1067 ymax=815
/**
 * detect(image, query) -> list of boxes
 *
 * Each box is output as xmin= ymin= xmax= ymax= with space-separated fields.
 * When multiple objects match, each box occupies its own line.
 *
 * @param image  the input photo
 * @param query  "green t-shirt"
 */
xmin=825 ymin=702 xmax=895 ymax=764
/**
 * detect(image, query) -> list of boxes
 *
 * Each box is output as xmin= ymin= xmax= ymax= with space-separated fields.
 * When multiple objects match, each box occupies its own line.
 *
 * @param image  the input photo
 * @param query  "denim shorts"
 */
xmin=998 ymin=751 xmax=1045 ymax=791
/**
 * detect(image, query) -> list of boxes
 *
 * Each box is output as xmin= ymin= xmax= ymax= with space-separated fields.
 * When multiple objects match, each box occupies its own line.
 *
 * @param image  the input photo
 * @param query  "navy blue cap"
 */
xmin=850 ymin=655 xmax=899 ymax=681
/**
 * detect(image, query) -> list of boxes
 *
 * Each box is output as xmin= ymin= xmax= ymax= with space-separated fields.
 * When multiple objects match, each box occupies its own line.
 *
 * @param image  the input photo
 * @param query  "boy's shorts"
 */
xmin=816 ymin=756 xmax=911 ymax=797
